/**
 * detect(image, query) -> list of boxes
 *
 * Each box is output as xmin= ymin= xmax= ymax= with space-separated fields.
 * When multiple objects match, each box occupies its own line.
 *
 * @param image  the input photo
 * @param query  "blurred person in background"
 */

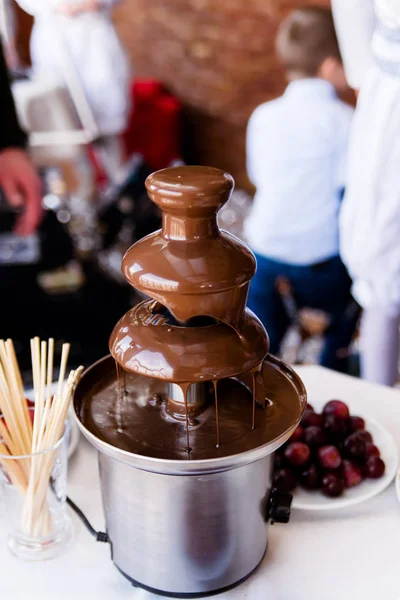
xmin=0 ymin=38 xmax=42 ymax=235
xmin=15 ymin=0 xmax=131 ymax=174
xmin=244 ymin=7 xmax=355 ymax=372
xmin=332 ymin=0 xmax=400 ymax=386
xmin=1 ymin=36 xmax=44 ymax=361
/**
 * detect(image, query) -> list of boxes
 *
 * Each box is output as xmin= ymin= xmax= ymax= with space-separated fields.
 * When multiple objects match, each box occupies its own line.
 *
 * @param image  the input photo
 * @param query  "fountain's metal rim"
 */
xmin=72 ymin=354 xmax=307 ymax=475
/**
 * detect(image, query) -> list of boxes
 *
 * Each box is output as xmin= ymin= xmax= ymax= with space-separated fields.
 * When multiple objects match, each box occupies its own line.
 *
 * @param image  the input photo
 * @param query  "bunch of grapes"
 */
xmin=274 ymin=401 xmax=385 ymax=498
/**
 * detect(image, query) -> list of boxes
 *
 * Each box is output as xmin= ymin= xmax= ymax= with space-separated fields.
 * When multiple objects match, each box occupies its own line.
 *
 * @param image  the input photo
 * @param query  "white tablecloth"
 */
xmin=1 ymin=366 xmax=400 ymax=600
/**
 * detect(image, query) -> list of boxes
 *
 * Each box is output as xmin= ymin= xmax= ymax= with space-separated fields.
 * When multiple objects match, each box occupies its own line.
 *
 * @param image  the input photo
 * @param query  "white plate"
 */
xmin=292 ymin=416 xmax=398 ymax=511
xmin=394 ymin=465 xmax=400 ymax=505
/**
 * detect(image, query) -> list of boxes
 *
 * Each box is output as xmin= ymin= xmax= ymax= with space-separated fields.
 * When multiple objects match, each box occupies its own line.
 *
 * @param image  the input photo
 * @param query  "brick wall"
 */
xmin=114 ymin=0 xmax=330 ymax=189
xmin=11 ymin=0 xmax=330 ymax=189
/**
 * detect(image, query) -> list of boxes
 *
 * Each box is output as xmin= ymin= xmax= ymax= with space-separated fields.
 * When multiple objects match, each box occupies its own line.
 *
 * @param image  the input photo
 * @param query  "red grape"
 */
xmin=323 ymin=400 xmax=350 ymax=419
xmin=324 ymin=414 xmax=349 ymax=440
xmin=291 ymin=425 xmax=305 ymax=443
xmin=304 ymin=426 xmax=326 ymax=449
xmin=349 ymin=416 xmax=365 ymax=432
xmin=357 ymin=430 xmax=373 ymax=444
xmin=302 ymin=412 xmax=323 ymax=428
xmin=318 ymin=445 xmax=342 ymax=470
xmin=342 ymin=460 xmax=363 ymax=488
xmin=365 ymin=456 xmax=385 ymax=479
xmin=300 ymin=464 xmax=321 ymax=490
xmin=306 ymin=403 xmax=315 ymax=412
xmin=284 ymin=442 xmax=311 ymax=466
xmin=273 ymin=468 xmax=297 ymax=492
xmin=365 ymin=443 xmax=380 ymax=458
xmin=344 ymin=432 xmax=366 ymax=459
xmin=322 ymin=472 xmax=345 ymax=497
xmin=274 ymin=453 xmax=285 ymax=469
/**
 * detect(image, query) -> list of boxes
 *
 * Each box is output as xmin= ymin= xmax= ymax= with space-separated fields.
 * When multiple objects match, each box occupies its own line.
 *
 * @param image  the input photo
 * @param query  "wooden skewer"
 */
xmin=27 ymin=348 xmax=81 ymax=537
xmin=56 ymin=344 xmax=70 ymax=402
xmin=47 ymin=339 xmax=54 ymax=403
xmin=29 ymin=340 xmax=47 ymax=461
xmin=30 ymin=338 xmax=41 ymax=455
xmin=0 ymin=443 xmax=27 ymax=494
xmin=23 ymin=339 xmax=42 ymax=532
xmin=30 ymin=368 xmax=83 ymax=527
xmin=0 ymin=362 xmax=27 ymax=457
xmin=5 ymin=340 xmax=24 ymax=395
xmin=39 ymin=341 xmax=47 ymax=420
xmin=43 ymin=344 xmax=70 ymax=449
xmin=36 ymin=339 xmax=55 ymax=451
xmin=0 ymin=340 xmax=31 ymax=454
xmin=0 ymin=419 xmax=18 ymax=455
xmin=5 ymin=339 xmax=32 ymax=440
xmin=28 ymin=370 xmax=75 ymax=526
xmin=24 ymin=337 xmax=50 ymax=531
xmin=44 ymin=367 xmax=75 ymax=449
xmin=0 ymin=336 xmax=83 ymax=538
xmin=30 ymin=338 xmax=40 ymax=397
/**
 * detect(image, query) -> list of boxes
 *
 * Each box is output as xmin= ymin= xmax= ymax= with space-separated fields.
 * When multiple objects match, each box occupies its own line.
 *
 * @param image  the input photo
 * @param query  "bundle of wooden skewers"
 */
xmin=0 ymin=337 xmax=83 ymax=538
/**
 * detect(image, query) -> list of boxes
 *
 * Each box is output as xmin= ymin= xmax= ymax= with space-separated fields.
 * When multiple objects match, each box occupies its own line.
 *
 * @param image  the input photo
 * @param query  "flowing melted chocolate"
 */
xmin=78 ymin=356 xmax=303 ymax=461
xmin=76 ymin=166 xmax=306 ymax=461
xmin=109 ymin=299 xmax=269 ymax=383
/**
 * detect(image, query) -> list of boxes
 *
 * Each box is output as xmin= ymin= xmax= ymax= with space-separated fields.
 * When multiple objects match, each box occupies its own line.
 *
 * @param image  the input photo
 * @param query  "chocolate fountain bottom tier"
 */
xmin=74 ymin=355 xmax=306 ymax=462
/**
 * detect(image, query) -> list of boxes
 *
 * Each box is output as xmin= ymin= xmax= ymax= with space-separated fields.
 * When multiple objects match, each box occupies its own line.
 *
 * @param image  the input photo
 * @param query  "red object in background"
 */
xmin=123 ymin=80 xmax=182 ymax=171
xmin=88 ymin=80 xmax=182 ymax=186
xmin=88 ymin=146 xmax=108 ymax=189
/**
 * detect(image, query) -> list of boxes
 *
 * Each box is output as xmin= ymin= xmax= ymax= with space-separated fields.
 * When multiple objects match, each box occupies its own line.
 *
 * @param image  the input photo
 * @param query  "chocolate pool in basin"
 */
xmin=73 ymin=166 xmax=306 ymax=597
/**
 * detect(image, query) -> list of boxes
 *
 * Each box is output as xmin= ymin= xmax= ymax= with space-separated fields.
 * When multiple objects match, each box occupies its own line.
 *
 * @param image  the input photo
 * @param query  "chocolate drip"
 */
xmin=251 ymin=371 xmax=256 ymax=431
xmin=181 ymin=383 xmax=191 ymax=454
xmin=115 ymin=361 xmax=123 ymax=433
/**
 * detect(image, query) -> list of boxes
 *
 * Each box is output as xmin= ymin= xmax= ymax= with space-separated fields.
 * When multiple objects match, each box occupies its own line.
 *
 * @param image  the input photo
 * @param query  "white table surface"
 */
xmin=1 ymin=366 xmax=400 ymax=600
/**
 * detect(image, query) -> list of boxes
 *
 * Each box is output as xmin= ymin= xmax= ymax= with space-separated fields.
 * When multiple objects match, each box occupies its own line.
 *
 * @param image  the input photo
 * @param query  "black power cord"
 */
xmin=66 ymin=496 xmax=109 ymax=543
xmin=50 ymin=476 xmax=109 ymax=543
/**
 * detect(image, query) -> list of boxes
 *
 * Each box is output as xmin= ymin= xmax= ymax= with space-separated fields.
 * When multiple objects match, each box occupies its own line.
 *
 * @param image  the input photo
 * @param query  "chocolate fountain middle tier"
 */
xmin=109 ymin=299 xmax=269 ymax=382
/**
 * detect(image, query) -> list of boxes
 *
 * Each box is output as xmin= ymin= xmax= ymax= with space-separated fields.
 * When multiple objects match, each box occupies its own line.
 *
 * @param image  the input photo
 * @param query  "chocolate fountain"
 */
xmin=73 ymin=166 xmax=306 ymax=597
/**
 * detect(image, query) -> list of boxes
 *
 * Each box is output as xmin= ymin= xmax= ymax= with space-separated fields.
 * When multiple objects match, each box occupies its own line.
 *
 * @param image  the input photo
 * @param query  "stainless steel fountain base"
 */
xmin=99 ymin=451 xmax=273 ymax=596
xmin=73 ymin=354 xmax=306 ymax=597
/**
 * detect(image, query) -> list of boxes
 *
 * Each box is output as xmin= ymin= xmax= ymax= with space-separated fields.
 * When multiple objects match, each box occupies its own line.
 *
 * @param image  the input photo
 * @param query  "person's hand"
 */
xmin=56 ymin=0 xmax=100 ymax=16
xmin=0 ymin=148 xmax=43 ymax=237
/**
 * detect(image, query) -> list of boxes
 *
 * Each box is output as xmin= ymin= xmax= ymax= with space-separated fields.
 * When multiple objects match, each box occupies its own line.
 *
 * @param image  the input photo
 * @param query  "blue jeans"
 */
xmin=247 ymin=254 xmax=359 ymax=371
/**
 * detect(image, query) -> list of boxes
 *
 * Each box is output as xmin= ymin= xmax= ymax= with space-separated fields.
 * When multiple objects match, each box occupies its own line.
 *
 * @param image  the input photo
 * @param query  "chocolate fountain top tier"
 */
xmin=122 ymin=166 xmax=256 ymax=326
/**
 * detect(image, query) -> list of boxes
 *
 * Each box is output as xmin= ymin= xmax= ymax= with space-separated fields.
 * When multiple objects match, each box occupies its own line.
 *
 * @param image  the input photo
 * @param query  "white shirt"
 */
xmin=332 ymin=0 xmax=375 ymax=89
xmin=244 ymin=79 xmax=354 ymax=266
xmin=333 ymin=0 xmax=400 ymax=85
xmin=332 ymin=0 xmax=400 ymax=312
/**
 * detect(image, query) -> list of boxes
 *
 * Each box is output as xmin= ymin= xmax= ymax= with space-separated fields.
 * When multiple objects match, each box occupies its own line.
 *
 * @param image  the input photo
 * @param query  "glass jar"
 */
xmin=0 ymin=420 xmax=72 ymax=560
